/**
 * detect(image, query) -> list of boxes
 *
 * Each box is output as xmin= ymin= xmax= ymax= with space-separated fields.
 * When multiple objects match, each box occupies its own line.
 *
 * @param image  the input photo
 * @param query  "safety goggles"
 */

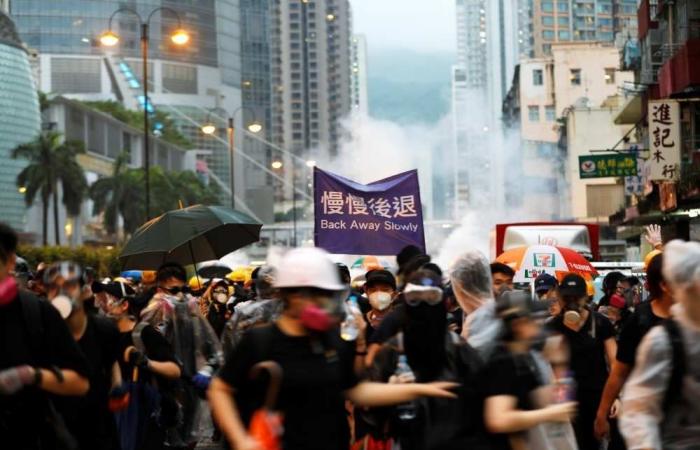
xmin=403 ymin=283 xmax=443 ymax=306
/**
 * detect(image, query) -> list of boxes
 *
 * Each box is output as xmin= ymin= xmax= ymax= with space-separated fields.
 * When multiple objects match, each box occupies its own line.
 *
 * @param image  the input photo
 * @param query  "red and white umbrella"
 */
xmin=496 ymin=245 xmax=597 ymax=283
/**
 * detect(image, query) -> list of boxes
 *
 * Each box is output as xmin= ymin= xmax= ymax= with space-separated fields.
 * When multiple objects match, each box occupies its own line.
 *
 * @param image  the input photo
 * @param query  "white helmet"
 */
xmin=274 ymin=247 xmax=346 ymax=291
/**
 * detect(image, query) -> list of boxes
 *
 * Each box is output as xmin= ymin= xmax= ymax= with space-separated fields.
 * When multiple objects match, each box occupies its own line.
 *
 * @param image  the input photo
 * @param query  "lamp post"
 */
xmin=271 ymin=159 xmax=315 ymax=247
xmin=100 ymin=7 xmax=189 ymax=220
xmin=201 ymin=107 xmax=262 ymax=209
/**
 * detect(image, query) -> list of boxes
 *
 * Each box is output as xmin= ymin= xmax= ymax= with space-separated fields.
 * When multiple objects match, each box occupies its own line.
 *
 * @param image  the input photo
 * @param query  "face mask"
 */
xmin=51 ymin=290 xmax=80 ymax=319
xmin=299 ymin=304 xmax=333 ymax=332
xmin=0 ymin=277 xmax=18 ymax=307
xmin=214 ymin=293 xmax=228 ymax=304
xmin=369 ymin=291 xmax=393 ymax=311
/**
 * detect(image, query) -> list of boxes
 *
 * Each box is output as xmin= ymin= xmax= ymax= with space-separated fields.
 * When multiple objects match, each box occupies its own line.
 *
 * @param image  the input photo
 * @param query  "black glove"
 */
xmin=128 ymin=350 xmax=150 ymax=369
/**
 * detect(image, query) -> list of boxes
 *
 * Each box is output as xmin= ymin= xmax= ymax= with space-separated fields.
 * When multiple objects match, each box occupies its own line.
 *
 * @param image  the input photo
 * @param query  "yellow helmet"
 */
xmin=227 ymin=268 xmax=250 ymax=283
xmin=189 ymin=276 xmax=207 ymax=291
xmin=141 ymin=270 xmax=156 ymax=284
xmin=644 ymin=249 xmax=663 ymax=271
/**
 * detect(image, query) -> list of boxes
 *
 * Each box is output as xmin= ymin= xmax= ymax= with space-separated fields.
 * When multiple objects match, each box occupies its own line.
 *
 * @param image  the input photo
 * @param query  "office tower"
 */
xmin=0 ymin=10 xmax=41 ymax=230
xmin=350 ymin=34 xmax=368 ymax=115
xmin=532 ymin=0 xmax=639 ymax=57
xmin=270 ymin=0 xmax=352 ymax=161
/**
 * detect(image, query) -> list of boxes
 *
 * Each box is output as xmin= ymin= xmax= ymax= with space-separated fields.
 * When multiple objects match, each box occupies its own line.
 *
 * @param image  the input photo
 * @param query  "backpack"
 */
xmin=19 ymin=292 xmax=79 ymax=450
xmin=662 ymin=319 xmax=686 ymax=415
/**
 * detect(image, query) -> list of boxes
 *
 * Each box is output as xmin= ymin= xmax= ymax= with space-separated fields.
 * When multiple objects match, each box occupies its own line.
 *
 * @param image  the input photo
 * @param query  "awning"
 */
xmin=614 ymin=95 xmax=643 ymax=125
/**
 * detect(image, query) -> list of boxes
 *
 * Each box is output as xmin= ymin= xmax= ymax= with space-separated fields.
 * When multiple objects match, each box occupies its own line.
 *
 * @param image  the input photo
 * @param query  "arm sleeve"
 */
xmin=42 ymin=301 xmax=90 ymax=376
xmin=368 ymin=307 xmax=404 ymax=344
xmin=619 ymin=326 xmax=672 ymax=450
xmin=616 ymin=317 xmax=641 ymax=365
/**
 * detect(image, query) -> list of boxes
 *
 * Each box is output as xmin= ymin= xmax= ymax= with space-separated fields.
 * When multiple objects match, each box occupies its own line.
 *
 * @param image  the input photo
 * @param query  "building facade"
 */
xmin=531 ymin=0 xmax=639 ymax=57
xmin=350 ymin=34 xmax=368 ymax=116
xmin=516 ymin=42 xmax=634 ymax=219
xmin=0 ymin=10 xmax=41 ymax=232
xmin=9 ymin=0 xmax=251 ymax=210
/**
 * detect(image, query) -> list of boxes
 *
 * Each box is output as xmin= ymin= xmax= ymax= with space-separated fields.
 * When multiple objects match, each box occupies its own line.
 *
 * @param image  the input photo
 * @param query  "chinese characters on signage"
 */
xmin=314 ymin=168 xmax=425 ymax=255
xmin=578 ymin=154 xmax=638 ymax=179
xmin=647 ymin=100 xmax=681 ymax=181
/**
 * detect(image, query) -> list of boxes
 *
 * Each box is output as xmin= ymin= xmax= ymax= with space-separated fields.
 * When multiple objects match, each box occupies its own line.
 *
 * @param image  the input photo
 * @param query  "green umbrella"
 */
xmin=119 ymin=205 xmax=262 ymax=270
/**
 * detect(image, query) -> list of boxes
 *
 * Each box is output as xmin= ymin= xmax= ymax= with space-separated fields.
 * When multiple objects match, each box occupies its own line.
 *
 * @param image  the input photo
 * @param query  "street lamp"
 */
xmin=269 ymin=159 xmax=315 ymax=247
xmin=199 ymin=106 xmax=262 ymax=209
xmin=100 ymin=7 xmax=189 ymax=220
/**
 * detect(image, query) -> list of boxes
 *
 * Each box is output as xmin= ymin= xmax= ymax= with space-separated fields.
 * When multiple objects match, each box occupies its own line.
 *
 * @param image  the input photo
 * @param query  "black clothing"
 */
xmin=218 ymin=323 xmax=358 ymax=450
xmin=616 ymin=300 xmax=664 ymax=367
xmin=369 ymin=303 xmax=407 ymax=344
xmin=0 ymin=292 xmax=89 ymax=450
xmin=115 ymin=323 xmax=178 ymax=450
xmin=547 ymin=311 xmax=615 ymax=450
xmin=55 ymin=315 xmax=121 ymax=450
xmin=207 ymin=303 xmax=228 ymax=337
xmin=483 ymin=345 xmax=542 ymax=450
xmin=367 ymin=332 xmax=488 ymax=450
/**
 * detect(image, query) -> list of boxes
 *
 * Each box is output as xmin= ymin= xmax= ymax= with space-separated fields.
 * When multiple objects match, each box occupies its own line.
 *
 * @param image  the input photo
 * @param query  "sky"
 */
xmin=351 ymin=0 xmax=456 ymax=54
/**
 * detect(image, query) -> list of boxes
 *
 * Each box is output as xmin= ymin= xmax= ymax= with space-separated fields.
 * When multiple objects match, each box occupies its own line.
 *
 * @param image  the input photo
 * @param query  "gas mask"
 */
xmin=368 ymin=291 xmax=393 ymax=311
xmin=0 ymin=276 xmax=18 ymax=307
xmin=212 ymin=287 xmax=229 ymax=304
xmin=298 ymin=294 xmax=340 ymax=333
xmin=44 ymin=262 xmax=83 ymax=319
xmin=562 ymin=297 xmax=586 ymax=326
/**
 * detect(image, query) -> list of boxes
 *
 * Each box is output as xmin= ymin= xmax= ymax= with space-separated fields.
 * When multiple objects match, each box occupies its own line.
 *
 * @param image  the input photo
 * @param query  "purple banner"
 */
xmin=314 ymin=167 xmax=425 ymax=255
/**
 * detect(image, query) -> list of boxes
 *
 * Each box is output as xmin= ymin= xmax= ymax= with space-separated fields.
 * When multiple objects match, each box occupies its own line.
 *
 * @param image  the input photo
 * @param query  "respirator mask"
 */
xmin=45 ymin=262 xmax=83 ymax=319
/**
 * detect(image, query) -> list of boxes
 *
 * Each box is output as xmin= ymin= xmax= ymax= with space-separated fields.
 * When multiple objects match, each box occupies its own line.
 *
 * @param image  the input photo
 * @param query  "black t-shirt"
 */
xmin=218 ymin=323 xmax=358 ymax=450
xmin=369 ymin=303 xmax=407 ymax=344
xmin=55 ymin=315 xmax=121 ymax=450
xmin=483 ymin=345 xmax=542 ymax=450
xmin=117 ymin=323 xmax=177 ymax=384
xmin=0 ymin=292 xmax=89 ymax=450
xmin=616 ymin=300 xmax=663 ymax=366
xmin=547 ymin=311 xmax=615 ymax=392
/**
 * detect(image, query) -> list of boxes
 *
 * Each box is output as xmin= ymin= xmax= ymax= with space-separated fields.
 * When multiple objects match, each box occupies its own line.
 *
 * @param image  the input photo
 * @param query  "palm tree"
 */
xmin=12 ymin=132 xmax=87 ymax=246
xmin=89 ymin=151 xmax=145 ymax=236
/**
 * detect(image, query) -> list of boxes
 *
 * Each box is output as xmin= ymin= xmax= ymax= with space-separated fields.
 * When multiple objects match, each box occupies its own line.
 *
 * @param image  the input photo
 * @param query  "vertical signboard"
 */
xmin=648 ymin=100 xmax=681 ymax=181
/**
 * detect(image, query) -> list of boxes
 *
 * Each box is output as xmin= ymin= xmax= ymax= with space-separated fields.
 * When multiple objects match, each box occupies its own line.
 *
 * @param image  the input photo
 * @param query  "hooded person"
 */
xmin=448 ymin=250 xmax=502 ymax=358
xmin=44 ymin=263 xmax=124 ymax=450
xmin=202 ymin=278 xmax=231 ymax=337
xmin=209 ymin=247 xmax=460 ymax=450
xmin=140 ymin=262 xmax=223 ymax=450
xmin=221 ymin=265 xmax=281 ymax=356
xmin=363 ymin=268 xmax=489 ymax=450
xmin=620 ymin=240 xmax=700 ymax=450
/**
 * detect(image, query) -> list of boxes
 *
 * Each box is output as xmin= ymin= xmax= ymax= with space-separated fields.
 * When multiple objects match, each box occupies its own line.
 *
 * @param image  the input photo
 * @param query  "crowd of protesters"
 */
xmin=1 ymin=220 xmax=700 ymax=450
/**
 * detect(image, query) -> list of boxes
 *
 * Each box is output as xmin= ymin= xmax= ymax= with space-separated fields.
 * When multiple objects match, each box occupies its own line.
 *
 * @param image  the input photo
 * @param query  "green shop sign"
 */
xmin=578 ymin=154 xmax=638 ymax=179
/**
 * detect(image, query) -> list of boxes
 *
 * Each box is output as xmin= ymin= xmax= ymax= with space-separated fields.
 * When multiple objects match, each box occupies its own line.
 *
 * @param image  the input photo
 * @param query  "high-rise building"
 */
xmin=270 ymin=0 xmax=352 ymax=161
xmin=10 ymin=0 xmax=246 ymax=207
xmin=531 ymin=0 xmax=639 ymax=57
xmin=0 ymin=10 xmax=41 ymax=231
xmin=350 ymin=34 xmax=368 ymax=116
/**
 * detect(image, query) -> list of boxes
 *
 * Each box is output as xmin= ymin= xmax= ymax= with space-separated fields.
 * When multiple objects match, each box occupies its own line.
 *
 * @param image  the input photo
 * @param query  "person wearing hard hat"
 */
xmin=209 ymin=247 xmax=459 ymax=450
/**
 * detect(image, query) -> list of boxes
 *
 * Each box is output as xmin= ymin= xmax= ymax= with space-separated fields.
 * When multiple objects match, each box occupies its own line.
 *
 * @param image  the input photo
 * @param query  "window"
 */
xmin=558 ymin=16 xmax=569 ymax=26
xmin=163 ymin=63 xmax=197 ymax=94
xmin=545 ymin=105 xmax=556 ymax=121
xmin=542 ymin=16 xmax=555 ymax=26
xmin=533 ymin=69 xmax=543 ymax=86
xmin=543 ymin=44 xmax=552 ymax=54
xmin=605 ymin=68 xmax=615 ymax=84
xmin=528 ymin=106 xmax=540 ymax=122
xmin=570 ymin=69 xmax=581 ymax=85
xmin=543 ymin=30 xmax=555 ymax=40
xmin=557 ymin=1 xmax=568 ymax=11
xmin=542 ymin=1 xmax=554 ymax=12
xmin=558 ymin=30 xmax=571 ymax=39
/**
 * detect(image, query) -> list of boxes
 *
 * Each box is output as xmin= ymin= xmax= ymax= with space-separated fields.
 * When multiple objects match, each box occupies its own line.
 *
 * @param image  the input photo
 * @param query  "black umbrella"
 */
xmin=197 ymin=263 xmax=233 ymax=279
xmin=120 ymin=205 xmax=262 ymax=270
